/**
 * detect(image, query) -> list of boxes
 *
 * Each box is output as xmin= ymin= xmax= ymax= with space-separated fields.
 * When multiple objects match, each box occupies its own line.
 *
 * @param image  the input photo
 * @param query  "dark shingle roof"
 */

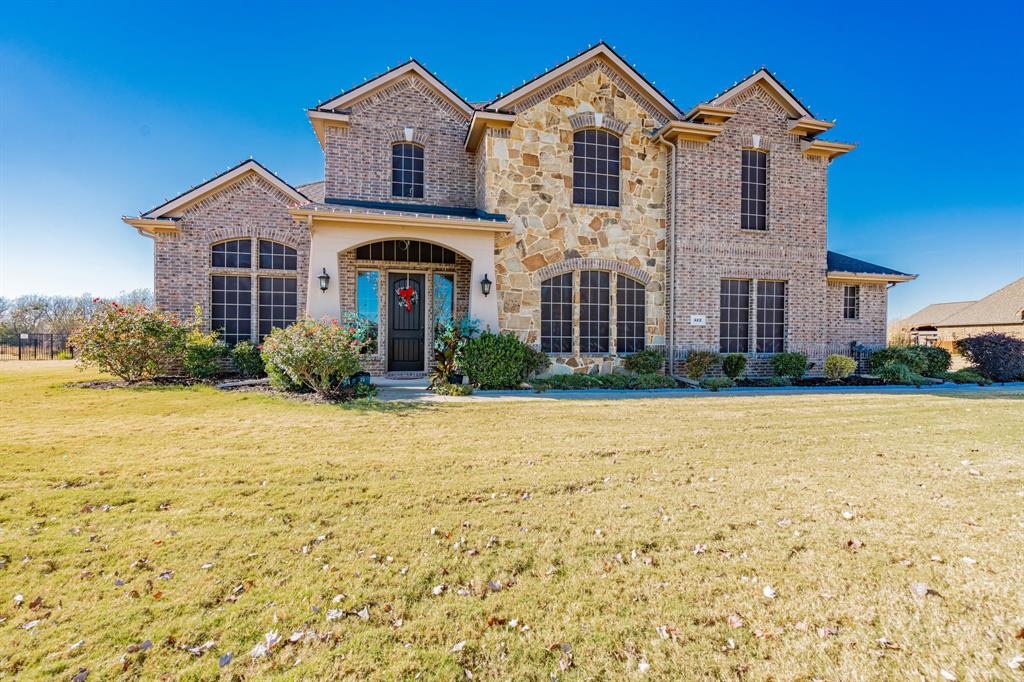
xmin=827 ymin=251 xmax=910 ymax=277
xmin=320 ymin=197 xmax=507 ymax=222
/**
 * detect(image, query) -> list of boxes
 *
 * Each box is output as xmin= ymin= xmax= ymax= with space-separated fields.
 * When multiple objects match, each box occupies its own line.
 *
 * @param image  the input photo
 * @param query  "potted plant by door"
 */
xmin=430 ymin=316 xmax=479 ymax=389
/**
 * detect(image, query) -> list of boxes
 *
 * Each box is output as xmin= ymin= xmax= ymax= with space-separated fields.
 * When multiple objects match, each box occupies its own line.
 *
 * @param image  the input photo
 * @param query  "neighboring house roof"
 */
xmin=935 ymin=276 xmax=1024 ymax=327
xmin=295 ymin=180 xmax=325 ymax=203
xmin=898 ymin=301 xmax=977 ymax=329
xmin=709 ymin=67 xmax=814 ymax=119
xmin=484 ymin=42 xmax=683 ymax=120
xmin=826 ymin=251 xmax=915 ymax=282
xmin=313 ymin=59 xmax=474 ymax=118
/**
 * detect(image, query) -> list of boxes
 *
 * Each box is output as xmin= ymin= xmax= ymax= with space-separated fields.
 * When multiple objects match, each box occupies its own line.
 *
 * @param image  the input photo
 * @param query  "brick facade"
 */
xmin=137 ymin=46 xmax=907 ymax=377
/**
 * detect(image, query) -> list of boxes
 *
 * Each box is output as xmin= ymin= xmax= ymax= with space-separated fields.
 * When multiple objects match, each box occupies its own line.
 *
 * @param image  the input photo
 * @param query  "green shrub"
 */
xmin=534 ymin=374 xmax=602 ymax=390
xmin=701 ymin=377 xmax=736 ymax=391
xmin=71 ymin=300 xmax=184 ymax=383
xmin=260 ymin=319 xmax=363 ymax=399
xmin=770 ymin=352 xmax=809 ymax=380
xmin=868 ymin=346 xmax=928 ymax=375
xmin=463 ymin=332 xmax=546 ymax=389
xmin=682 ymin=351 xmax=721 ymax=381
xmin=917 ymin=346 xmax=952 ymax=377
xmin=430 ymin=317 xmax=478 ymax=389
xmin=56 ymin=351 xmax=74 ymax=360
xmin=942 ymin=369 xmax=991 ymax=385
xmin=767 ymin=376 xmax=792 ymax=387
xmin=721 ymin=353 xmax=747 ymax=379
xmin=265 ymin=361 xmax=306 ymax=392
xmin=433 ymin=383 xmax=473 ymax=396
xmin=876 ymin=362 xmax=928 ymax=386
xmin=629 ymin=373 xmax=677 ymax=389
xmin=622 ymin=349 xmax=663 ymax=375
xmin=181 ymin=329 xmax=224 ymax=379
xmin=823 ymin=354 xmax=857 ymax=381
xmin=598 ymin=373 xmax=631 ymax=389
xmin=230 ymin=341 xmax=265 ymax=377
xmin=340 ymin=312 xmax=379 ymax=355
xmin=954 ymin=333 xmax=1024 ymax=382
xmin=353 ymin=382 xmax=378 ymax=399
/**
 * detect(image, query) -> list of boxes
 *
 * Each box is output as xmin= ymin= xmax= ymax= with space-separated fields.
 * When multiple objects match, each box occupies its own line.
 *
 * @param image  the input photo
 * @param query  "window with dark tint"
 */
xmin=211 ymin=274 xmax=252 ymax=345
xmin=740 ymin=150 xmax=768 ymax=230
xmin=392 ymin=143 xmax=424 ymax=199
xmin=720 ymin=279 xmax=750 ymax=353
xmin=579 ymin=270 xmax=610 ymax=353
xmin=258 ymin=277 xmax=297 ymax=340
xmin=541 ymin=273 xmax=573 ymax=354
xmin=616 ymin=276 xmax=645 ymax=354
xmin=843 ymin=285 xmax=860 ymax=319
xmin=258 ymin=240 xmax=297 ymax=271
xmin=756 ymin=280 xmax=786 ymax=353
xmin=211 ymin=239 xmax=252 ymax=269
xmin=572 ymin=129 xmax=620 ymax=207
xmin=355 ymin=239 xmax=456 ymax=264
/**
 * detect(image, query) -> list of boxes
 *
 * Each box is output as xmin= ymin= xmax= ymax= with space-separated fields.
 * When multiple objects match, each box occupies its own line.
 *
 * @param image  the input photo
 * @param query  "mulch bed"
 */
xmin=736 ymin=375 xmax=887 ymax=388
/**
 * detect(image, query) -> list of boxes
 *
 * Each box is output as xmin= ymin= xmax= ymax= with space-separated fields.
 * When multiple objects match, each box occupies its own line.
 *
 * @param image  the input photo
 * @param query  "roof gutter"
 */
xmin=289 ymin=207 xmax=513 ymax=233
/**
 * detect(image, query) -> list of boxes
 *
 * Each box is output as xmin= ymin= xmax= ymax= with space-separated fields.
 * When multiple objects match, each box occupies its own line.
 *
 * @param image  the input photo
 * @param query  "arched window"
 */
xmin=616 ymin=276 xmax=646 ymax=354
xmin=258 ymin=240 xmax=297 ymax=270
xmin=392 ymin=143 xmax=424 ymax=199
xmin=211 ymin=239 xmax=251 ymax=269
xmin=572 ymin=129 xmax=620 ymax=207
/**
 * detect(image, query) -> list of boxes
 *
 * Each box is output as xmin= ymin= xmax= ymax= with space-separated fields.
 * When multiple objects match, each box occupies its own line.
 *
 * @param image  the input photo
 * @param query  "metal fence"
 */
xmin=0 ymin=333 xmax=75 ymax=360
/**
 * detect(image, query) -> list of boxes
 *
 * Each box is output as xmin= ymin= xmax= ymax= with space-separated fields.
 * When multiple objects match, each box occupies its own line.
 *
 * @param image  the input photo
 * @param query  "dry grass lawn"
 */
xmin=1 ymin=361 xmax=1022 ymax=680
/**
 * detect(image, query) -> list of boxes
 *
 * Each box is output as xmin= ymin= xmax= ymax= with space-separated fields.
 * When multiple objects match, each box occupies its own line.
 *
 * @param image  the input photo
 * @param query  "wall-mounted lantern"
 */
xmin=318 ymin=268 xmax=330 ymax=292
xmin=479 ymin=273 xmax=492 ymax=297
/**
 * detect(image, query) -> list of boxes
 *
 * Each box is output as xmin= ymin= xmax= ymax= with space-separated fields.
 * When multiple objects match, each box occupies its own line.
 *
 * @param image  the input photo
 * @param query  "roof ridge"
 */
xmin=313 ymin=58 xmax=473 ymax=113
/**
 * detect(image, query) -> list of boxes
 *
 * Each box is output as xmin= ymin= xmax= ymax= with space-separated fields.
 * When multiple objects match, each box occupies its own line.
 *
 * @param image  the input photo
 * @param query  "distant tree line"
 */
xmin=0 ymin=289 xmax=153 ymax=337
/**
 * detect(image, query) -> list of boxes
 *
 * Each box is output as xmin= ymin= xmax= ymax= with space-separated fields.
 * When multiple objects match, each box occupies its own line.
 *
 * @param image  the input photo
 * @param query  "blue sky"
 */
xmin=1 ymin=1 xmax=1021 ymax=320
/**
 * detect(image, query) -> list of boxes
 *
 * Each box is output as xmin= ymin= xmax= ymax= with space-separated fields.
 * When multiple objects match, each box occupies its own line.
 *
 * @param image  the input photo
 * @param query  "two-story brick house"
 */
xmin=124 ymin=43 xmax=915 ymax=376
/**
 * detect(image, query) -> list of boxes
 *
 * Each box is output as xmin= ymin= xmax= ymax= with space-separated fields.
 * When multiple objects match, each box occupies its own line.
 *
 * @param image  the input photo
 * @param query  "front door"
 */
xmin=388 ymin=272 xmax=425 ymax=372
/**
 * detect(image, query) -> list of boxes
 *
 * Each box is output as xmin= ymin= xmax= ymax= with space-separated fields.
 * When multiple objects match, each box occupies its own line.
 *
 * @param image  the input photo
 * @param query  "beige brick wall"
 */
xmin=153 ymin=174 xmax=309 ymax=336
xmin=323 ymin=75 xmax=475 ymax=207
xmin=826 ymin=281 xmax=888 ymax=346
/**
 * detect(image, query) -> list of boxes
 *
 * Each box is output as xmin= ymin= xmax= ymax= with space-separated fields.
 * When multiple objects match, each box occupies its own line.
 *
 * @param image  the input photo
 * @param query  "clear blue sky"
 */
xmin=1 ymin=1 xmax=1021 ymax=319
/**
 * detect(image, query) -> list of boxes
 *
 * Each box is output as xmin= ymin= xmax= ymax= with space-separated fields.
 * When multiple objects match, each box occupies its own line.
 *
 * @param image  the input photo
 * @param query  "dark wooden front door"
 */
xmin=388 ymin=273 xmax=425 ymax=372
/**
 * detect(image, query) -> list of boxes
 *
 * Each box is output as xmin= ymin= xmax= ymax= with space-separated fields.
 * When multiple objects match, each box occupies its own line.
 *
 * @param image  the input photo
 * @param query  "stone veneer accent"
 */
xmin=482 ymin=66 xmax=668 ymax=373
xmin=323 ymin=74 xmax=475 ymax=207
xmin=153 ymin=174 xmax=309 ymax=333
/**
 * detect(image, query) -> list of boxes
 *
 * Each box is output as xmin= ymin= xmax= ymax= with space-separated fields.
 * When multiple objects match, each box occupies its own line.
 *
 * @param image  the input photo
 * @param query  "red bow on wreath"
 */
xmin=397 ymin=287 xmax=415 ymax=313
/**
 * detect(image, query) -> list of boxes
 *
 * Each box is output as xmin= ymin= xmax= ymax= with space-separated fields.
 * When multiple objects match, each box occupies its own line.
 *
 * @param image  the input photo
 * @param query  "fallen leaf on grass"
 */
xmin=71 ymin=669 xmax=88 ymax=681
xmin=451 ymin=640 xmax=466 ymax=653
xmin=762 ymin=585 xmax=776 ymax=599
xmin=1008 ymin=654 xmax=1023 ymax=670
xmin=910 ymin=582 xmax=942 ymax=598
xmin=877 ymin=637 xmax=901 ymax=650
xmin=218 ymin=653 xmax=232 ymax=668
xmin=638 ymin=658 xmax=650 ymax=673
xmin=940 ymin=670 xmax=957 ymax=681
xmin=727 ymin=614 xmax=744 ymax=628
xmin=432 ymin=584 xmax=447 ymax=596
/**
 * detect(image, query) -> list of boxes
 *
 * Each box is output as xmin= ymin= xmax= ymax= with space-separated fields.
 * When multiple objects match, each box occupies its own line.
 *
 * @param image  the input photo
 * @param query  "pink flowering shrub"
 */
xmin=260 ymin=319 xmax=363 ymax=398
xmin=71 ymin=300 xmax=184 ymax=382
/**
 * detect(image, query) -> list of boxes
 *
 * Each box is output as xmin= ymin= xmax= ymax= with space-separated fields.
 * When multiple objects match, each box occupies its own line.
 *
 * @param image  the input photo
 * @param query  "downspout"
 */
xmin=660 ymin=135 xmax=682 ymax=381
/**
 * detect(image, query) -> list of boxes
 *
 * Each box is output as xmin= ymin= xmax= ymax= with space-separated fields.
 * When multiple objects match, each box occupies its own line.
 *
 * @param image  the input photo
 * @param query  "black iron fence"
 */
xmin=0 ymin=333 xmax=75 ymax=360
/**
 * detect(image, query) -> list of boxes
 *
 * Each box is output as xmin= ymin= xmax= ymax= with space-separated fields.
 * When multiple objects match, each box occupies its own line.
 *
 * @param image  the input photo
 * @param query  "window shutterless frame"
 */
xmin=740 ymin=150 xmax=768 ymax=231
xmin=391 ymin=143 xmax=424 ymax=199
xmin=843 ymin=285 xmax=860 ymax=319
xmin=572 ymin=129 xmax=620 ymax=208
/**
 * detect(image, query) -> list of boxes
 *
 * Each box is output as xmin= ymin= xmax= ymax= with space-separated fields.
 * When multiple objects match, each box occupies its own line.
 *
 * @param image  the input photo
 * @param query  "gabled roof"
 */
xmin=139 ymin=159 xmax=308 ymax=219
xmin=899 ymin=301 xmax=977 ymax=329
xmin=826 ymin=251 xmax=915 ymax=282
xmin=484 ymin=42 xmax=682 ymax=120
xmin=313 ymin=59 xmax=474 ymax=118
xmin=710 ymin=67 xmax=813 ymax=119
xmin=937 ymin=276 xmax=1024 ymax=327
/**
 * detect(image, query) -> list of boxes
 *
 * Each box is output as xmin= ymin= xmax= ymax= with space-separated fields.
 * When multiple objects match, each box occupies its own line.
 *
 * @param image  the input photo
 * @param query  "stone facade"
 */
xmin=481 ymin=67 xmax=668 ymax=373
xmin=152 ymin=174 xmax=309 ymax=334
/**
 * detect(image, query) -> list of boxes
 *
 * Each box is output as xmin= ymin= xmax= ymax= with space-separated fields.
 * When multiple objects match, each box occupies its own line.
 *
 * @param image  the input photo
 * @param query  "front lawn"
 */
xmin=1 ymin=362 xmax=1022 ymax=680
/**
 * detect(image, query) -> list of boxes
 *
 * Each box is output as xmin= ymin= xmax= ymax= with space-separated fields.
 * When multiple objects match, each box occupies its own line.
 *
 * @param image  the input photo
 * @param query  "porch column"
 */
xmin=467 ymin=242 xmax=499 ymax=333
xmin=306 ymin=226 xmax=341 ymax=321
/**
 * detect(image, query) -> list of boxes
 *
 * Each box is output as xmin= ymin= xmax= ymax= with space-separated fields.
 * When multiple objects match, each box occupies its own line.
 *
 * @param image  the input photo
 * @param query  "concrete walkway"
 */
xmin=373 ymin=379 xmax=1024 ymax=403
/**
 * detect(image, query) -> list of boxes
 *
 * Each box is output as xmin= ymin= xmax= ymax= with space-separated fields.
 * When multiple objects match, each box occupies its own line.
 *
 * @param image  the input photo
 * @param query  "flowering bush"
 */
xmin=260 ymin=319 xmax=363 ymax=398
xmin=71 ymin=300 xmax=183 ymax=382
xmin=341 ymin=312 xmax=379 ymax=354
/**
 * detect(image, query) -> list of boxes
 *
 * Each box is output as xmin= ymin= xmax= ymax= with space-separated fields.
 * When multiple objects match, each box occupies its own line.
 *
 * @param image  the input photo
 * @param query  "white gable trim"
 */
xmin=711 ymin=69 xmax=812 ymax=119
xmin=318 ymin=61 xmax=473 ymax=118
xmin=486 ymin=44 xmax=681 ymax=119
xmin=142 ymin=160 xmax=308 ymax=219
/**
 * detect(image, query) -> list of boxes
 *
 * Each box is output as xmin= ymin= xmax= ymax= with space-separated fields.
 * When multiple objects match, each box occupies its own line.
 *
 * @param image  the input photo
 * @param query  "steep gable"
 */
xmin=314 ymin=60 xmax=473 ymax=118
xmin=485 ymin=43 xmax=681 ymax=125
xmin=710 ymin=68 xmax=813 ymax=119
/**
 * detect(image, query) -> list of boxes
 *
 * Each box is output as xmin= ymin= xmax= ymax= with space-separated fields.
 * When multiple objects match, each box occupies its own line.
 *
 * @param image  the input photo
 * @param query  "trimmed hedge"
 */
xmin=622 ymin=348 xmax=663 ymax=375
xmin=823 ymin=354 xmax=856 ymax=381
xmin=869 ymin=345 xmax=950 ymax=377
xmin=463 ymin=332 xmax=548 ymax=389
xmin=531 ymin=373 xmax=678 ymax=391
xmin=721 ymin=353 xmax=747 ymax=379
xmin=770 ymin=352 xmax=809 ymax=380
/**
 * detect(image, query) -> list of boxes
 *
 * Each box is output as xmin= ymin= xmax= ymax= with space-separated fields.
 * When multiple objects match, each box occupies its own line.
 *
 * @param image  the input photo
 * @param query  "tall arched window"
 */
xmin=572 ymin=129 xmax=620 ymax=207
xmin=392 ymin=143 xmax=424 ymax=199
xmin=210 ymin=238 xmax=298 ymax=345
xmin=616 ymin=276 xmax=646 ymax=354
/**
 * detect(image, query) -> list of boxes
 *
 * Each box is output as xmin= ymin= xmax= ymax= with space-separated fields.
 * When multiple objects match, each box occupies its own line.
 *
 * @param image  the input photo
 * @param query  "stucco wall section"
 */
xmin=153 ymin=174 xmax=309 ymax=334
xmin=323 ymin=75 xmax=475 ymax=207
xmin=483 ymin=67 xmax=667 ymax=372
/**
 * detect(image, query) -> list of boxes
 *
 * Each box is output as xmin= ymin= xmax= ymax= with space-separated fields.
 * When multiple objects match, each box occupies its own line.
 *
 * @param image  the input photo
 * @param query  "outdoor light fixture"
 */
xmin=318 ymin=268 xmax=330 ymax=292
xmin=480 ymin=273 xmax=492 ymax=297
